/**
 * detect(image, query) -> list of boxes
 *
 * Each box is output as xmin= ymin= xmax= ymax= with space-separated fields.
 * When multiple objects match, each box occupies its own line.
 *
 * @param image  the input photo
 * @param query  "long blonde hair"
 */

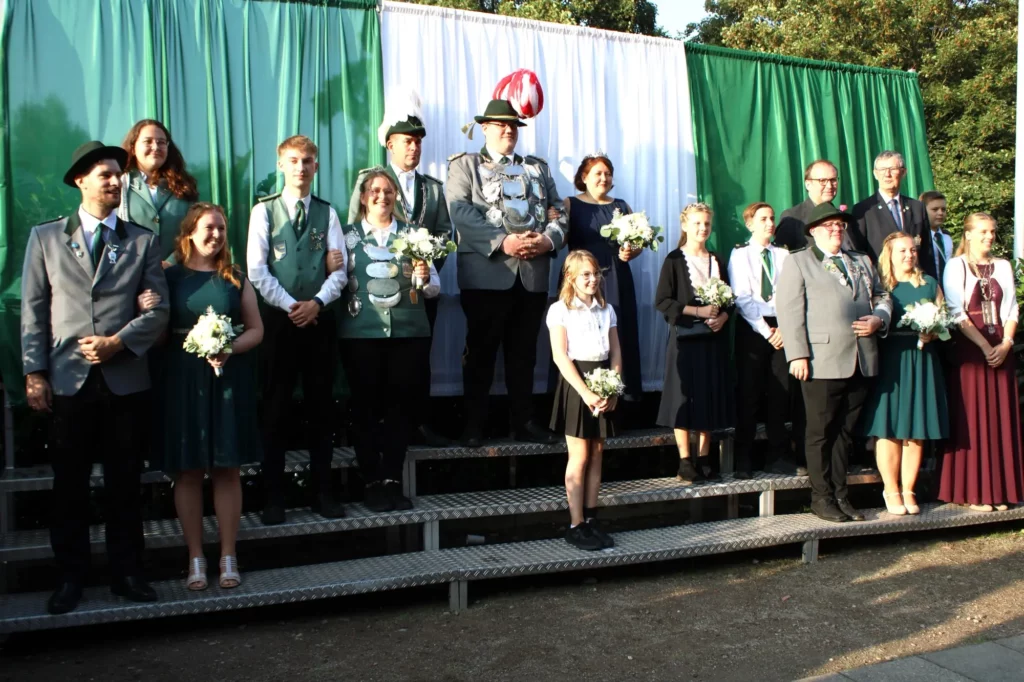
xmin=678 ymin=202 xmax=713 ymax=248
xmin=955 ymin=212 xmax=997 ymax=258
xmin=559 ymin=250 xmax=606 ymax=309
xmin=878 ymin=231 xmax=925 ymax=291
xmin=174 ymin=202 xmax=241 ymax=288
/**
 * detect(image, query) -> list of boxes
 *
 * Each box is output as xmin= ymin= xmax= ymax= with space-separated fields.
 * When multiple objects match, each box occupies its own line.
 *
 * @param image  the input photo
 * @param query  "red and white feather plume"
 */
xmin=493 ymin=69 xmax=544 ymax=120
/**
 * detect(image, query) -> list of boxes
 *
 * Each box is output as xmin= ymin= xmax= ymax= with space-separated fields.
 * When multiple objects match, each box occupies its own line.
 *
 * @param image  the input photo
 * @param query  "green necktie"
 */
xmin=294 ymin=200 xmax=306 ymax=237
xmin=91 ymin=226 xmax=104 ymax=267
xmin=830 ymin=255 xmax=851 ymax=287
xmin=760 ymin=248 xmax=774 ymax=301
xmin=499 ymin=155 xmax=510 ymax=165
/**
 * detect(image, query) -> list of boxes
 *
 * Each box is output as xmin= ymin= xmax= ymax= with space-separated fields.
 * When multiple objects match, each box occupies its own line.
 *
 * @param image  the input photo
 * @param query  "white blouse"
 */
xmin=942 ymin=255 xmax=1018 ymax=325
xmin=546 ymin=297 xmax=617 ymax=361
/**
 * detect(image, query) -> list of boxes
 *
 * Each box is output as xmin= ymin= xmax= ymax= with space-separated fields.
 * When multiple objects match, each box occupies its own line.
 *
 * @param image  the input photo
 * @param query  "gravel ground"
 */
xmin=3 ymin=524 xmax=1024 ymax=682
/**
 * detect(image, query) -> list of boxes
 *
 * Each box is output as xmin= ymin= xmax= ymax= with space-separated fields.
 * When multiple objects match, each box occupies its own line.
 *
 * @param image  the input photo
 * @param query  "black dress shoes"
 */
xmin=837 ymin=497 xmax=865 ymax=521
xmin=384 ymin=480 xmax=414 ymax=511
xmin=47 ymin=581 xmax=83 ymax=615
xmin=312 ymin=494 xmax=347 ymax=519
xmin=363 ymin=481 xmax=394 ymax=513
xmin=697 ymin=457 xmax=721 ymax=482
xmin=514 ymin=420 xmax=560 ymax=445
xmin=111 ymin=576 xmax=158 ymax=603
xmin=764 ymin=458 xmax=798 ymax=476
xmin=461 ymin=427 xmax=484 ymax=448
xmin=676 ymin=457 xmax=700 ymax=485
xmin=811 ymin=500 xmax=850 ymax=523
xmin=260 ymin=503 xmax=286 ymax=526
xmin=416 ymin=423 xmax=452 ymax=448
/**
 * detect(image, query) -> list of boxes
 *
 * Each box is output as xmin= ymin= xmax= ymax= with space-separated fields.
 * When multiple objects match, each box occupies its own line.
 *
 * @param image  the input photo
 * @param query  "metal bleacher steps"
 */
xmin=2 ymin=502 xmax=1023 ymax=633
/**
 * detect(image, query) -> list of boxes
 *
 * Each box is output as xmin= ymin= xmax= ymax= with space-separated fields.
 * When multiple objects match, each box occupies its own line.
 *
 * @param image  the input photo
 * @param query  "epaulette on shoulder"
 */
xmin=310 ymin=195 xmax=330 ymax=206
xmin=420 ymin=172 xmax=443 ymax=185
xmin=35 ymin=216 xmax=66 ymax=227
xmin=734 ymin=242 xmax=750 ymax=250
xmin=447 ymin=152 xmax=467 ymax=163
xmin=524 ymin=154 xmax=548 ymax=166
xmin=257 ymin=192 xmax=281 ymax=203
xmin=845 ymin=248 xmax=867 ymax=256
xmin=789 ymin=245 xmax=809 ymax=254
xmin=126 ymin=219 xmax=154 ymax=234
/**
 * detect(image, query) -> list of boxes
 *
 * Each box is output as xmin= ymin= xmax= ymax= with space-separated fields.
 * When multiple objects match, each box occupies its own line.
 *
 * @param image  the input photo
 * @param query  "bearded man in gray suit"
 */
xmin=776 ymin=203 xmax=891 ymax=523
xmin=21 ymin=141 xmax=169 ymax=614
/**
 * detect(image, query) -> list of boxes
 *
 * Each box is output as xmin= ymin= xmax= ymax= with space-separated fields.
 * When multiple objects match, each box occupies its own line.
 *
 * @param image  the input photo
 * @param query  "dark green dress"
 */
xmin=160 ymin=265 xmax=261 ymax=472
xmin=862 ymin=276 xmax=949 ymax=440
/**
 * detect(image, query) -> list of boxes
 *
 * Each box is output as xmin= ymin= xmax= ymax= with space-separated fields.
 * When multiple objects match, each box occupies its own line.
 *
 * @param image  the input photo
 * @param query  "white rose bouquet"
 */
xmin=599 ymin=209 xmax=664 ymax=252
xmin=583 ymin=368 xmax=626 ymax=417
xmin=897 ymin=300 xmax=956 ymax=350
xmin=183 ymin=307 xmax=244 ymax=377
xmin=390 ymin=228 xmax=457 ymax=289
xmin=695 ymin=277 xmax=736 ymax=308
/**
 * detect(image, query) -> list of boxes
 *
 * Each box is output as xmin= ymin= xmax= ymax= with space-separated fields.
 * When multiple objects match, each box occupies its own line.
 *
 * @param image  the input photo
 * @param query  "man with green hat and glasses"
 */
xmin=343 ymin=91 xmax=453 ymax=446
xmin=446 ymin=87 xmax=566 ymax=447
xmin=776 ymin=202 xmax=891 ymax=523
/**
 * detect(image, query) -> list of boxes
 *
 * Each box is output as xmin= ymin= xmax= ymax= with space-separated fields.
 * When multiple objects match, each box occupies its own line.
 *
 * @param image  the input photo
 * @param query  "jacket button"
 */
xmin=297 ymin=246 xmax=302 ymax=251
xmin=383 ymin=327 xmax=389 ymax=333
xmin=92 ymin=292 xmax=100 ymax=302
xmin=298 ymin=266 xmax=303 ymax=271
xmin=93 ymin=318 xmax=100 ymax=324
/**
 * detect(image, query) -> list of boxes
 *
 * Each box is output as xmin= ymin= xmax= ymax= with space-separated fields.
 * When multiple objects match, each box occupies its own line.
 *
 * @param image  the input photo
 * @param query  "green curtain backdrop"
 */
xmin=0 ymin=0 xmax=383 ymax=403
xmin=684 ymin=43 xmax=933 ymax=255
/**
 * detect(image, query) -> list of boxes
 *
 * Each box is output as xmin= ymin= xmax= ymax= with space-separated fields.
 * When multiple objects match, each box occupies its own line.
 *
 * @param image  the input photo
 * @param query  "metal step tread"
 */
xmin=1 ymin=502 xmax=1021 ymax=633
xmin=0 ymin=471 xmax=882 ymax=560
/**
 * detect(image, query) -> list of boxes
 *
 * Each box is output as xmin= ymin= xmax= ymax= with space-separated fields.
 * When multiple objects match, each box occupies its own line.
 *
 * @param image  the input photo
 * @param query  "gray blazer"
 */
xmin=775 ymin=246 xmax=892 ymax=380
xmin=21 ymin=212 xmax=170 ymax=396
xmin=445 ymin=150 xmax=566 ymax=292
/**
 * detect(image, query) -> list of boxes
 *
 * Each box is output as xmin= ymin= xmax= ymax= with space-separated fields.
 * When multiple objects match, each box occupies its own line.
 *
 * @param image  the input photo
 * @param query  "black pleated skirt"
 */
xmin=550 ymin=359 xmax=618 ymax=440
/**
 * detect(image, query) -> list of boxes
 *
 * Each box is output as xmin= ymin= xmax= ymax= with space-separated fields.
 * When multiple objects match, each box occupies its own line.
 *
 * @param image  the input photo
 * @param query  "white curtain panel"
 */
xmin=380 ymin=1 xmax=698 ymax=395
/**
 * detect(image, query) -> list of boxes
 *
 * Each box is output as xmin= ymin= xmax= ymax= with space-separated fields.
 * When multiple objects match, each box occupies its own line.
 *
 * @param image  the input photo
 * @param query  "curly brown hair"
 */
xmin=122 ymin=119 xmax=199 ymax=201
xmin=174 ymin=202 xmax=241 ymax=288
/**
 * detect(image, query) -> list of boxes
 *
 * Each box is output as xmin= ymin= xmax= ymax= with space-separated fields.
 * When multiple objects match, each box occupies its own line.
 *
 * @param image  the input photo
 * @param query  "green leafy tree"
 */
xmin=686 ymin=0 xmax=1018 ymax=249
xmin=398 ymin=0 xmax=665 ymax=35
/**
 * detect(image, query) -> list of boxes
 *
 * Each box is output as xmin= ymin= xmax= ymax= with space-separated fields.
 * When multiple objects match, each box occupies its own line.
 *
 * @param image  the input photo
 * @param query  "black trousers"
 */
xmin=460 ymin=277 xmax=548 ymax=430
xmin=340 ymin=337 xmax=430 ymax=482
xmin=261 ymin=307 xmax=336 ymax=502
xmin=410 ymin=295 xmax=440 ymax=428
xmin=800 ymin=370 xmax=869 ymax=504
xmin=734 ymin=317 xmax=793 ymax=467
xmin=50 ymin=369 xmax=146 ymax=582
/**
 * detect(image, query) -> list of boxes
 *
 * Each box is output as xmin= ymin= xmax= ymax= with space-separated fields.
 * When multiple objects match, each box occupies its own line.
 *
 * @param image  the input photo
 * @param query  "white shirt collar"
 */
xmin=487 ymin=146 xmax=516 ymax=164
xmin=361 ymin=217 xmax=398 ymax=246
xmin=391 ymin=163 xmax=416 ymax=180
xmin=571 ymin=296 xmax=600 ymax=311
xmin=78 ymin=206 xmax=118 ymax=238
xmin=878 ymin=190 xmax=900 ymax=205
xmin=282 ymin=188 xmax=311 ymax=213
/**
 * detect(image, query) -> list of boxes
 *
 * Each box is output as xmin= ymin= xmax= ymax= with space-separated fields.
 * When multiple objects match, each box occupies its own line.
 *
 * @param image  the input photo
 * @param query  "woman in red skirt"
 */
xmin=940 ymin=212 xmax=1022 ymax=511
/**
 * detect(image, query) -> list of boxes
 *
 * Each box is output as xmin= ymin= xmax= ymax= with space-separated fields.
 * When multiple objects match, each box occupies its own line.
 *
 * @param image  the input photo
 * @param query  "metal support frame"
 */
xmin=403 ymin=457 xmax=417 ymax=499
xmin=422 ymin=520 xmax=440 ymax=551
xmin=448 ymin=579 xmax=468 ymax=613
xmin=759 ymin=490 xmax=776 ymax=517
xmin=802 ymin=538 xmax=819 ymax=563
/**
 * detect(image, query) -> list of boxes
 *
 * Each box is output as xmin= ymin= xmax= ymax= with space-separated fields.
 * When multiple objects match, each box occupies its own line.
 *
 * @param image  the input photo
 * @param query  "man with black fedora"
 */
xmin=344 ymin=91 xmax=453 ymax=446
xmin=446 ymin=88 xmax=566 ymax=447
xmin=776 ymin=202 xmax=891 ymax=523
xmin=21 ymin=141 xmax=169 ymax=613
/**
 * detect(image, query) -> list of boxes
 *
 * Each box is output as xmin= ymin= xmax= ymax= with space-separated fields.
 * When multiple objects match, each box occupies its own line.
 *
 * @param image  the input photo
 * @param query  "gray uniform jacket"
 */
xmin=21 ymin=212 xmax=170 ymax=396
xmin=445 ymin=149 xmax=566 ymax=292
xmin=775 ymin=246 xmax=892 ymax=380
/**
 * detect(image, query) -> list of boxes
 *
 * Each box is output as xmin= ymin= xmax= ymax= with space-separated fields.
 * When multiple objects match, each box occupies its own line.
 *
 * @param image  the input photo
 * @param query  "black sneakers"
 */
xmin=565 ymin=523 xmax=603 ymax=551
xmin=384 ymin=480 xmax=413 ymax=511
xmin=363 ymin=481 xmax=393 ymax=513
xmin=677 ymin=457 xmax=700 ymax=484
xmin=586 ymin=519 xmax=615 ymax=549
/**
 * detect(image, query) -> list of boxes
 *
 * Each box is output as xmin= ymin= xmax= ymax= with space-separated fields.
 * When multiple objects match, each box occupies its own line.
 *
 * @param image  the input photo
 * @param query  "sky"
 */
xmin=655 ymin=0 xmax=709 ymax=38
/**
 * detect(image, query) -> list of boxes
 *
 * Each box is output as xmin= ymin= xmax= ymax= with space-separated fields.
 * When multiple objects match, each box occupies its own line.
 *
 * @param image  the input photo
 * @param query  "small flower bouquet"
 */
xmin=390 ymin=228 xmax=457 ymax=290
xmin=599 ymin=209 xmax=664 ymax=252
xmin=583 ymin=367 xmax=626 ymax=417
xmin=897 ymin=300 xmax=956 ymax=350
xmin=695 ymin=277 xmax=736 ymax=308
xmin=183 ymin=306 xmax=243 ymax=377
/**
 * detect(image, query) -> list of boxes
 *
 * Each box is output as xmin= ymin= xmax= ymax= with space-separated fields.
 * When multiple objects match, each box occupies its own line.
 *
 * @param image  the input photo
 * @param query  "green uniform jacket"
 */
xmin=118 ymin=170 xmax=195 ymax=262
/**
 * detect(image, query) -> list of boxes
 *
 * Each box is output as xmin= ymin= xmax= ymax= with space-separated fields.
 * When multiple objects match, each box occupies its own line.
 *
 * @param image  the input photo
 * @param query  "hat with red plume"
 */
xmin=463 ymin=69 xmax=545 ymax=138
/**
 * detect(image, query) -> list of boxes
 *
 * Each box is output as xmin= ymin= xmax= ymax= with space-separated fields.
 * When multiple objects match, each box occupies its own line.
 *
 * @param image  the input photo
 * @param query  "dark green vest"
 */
xmin=337 ymin=222 xmax=431 ymax=339
xmin=262 ymin=193 xmax=329 ymax=302
xmin=124 ymin=171 xmax=194 ymax=261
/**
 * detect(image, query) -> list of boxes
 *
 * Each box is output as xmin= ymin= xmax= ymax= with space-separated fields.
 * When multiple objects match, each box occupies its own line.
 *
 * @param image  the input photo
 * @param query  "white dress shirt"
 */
xmin=246 ymin=188 xmax=347 ymax=312
xmin=391 ymin=163 xmax=416 ymax=214
xmin=78 ymin=206 xmax=118 ymax=253
xmin=361 ymin=217 xmax=441 ymax=298
xmin=138 ymin=170 xmax=160 ymax=201
xmin=931 ymin=228 xmax=954 ymax=275
xmin=879 ymin=191 xmax=903 ymax=230
xmin=942 ymin=255 xmax=1018 ymax=326
xmin=728 ymin=242 xmax=789 ymax=339
xmin=545 ymin=297 xmax=617 ymax=361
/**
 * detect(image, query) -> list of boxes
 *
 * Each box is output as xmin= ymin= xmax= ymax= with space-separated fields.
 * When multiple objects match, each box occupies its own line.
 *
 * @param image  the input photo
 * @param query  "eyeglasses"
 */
xmin=140 ymin=138 xmax=169 ymax=148
xmin=368 ymin=188 xmax=396 ymax=197
xmin=808 ymin=178 xmax=838 ymax=187
xmin=815 ymin=221 xmax=847 ymax=232
xmin=874 ymin=166 xmax=904 ymax=176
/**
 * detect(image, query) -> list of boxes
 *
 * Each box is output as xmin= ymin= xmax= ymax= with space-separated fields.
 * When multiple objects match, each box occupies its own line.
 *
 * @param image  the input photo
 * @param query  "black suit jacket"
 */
xmin=775 ymin=198 xmax=815 ymax=252
xmin=848 ymin=193 xmax=936 ymax=278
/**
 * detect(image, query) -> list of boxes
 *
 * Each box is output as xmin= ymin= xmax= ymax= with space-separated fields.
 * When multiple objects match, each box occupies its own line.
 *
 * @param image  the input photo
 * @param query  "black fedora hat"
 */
xmin=804 ymin=202 xmax=853 ymax=233
xmin=63 ymin=141 xmax=129 ymax=187
xmin=474 ymin=99 xmax=527 ymax=127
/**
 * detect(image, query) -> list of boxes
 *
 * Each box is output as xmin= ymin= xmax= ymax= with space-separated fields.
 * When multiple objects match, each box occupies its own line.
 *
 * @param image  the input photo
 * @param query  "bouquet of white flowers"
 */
xmin=182 ymin=306 xmax=243 ymax=377
xmin=897 ymin=300 xmax=956 ymax=350
xmin=599 ymin=209 xmax=664 ymax=252
xmin=390 ymin=228 xmax=457 ymax=290
xmin=695 ymin=277 xmax=736 ymax=309
xmin=583 ymin=367 xmax=626 ymax=417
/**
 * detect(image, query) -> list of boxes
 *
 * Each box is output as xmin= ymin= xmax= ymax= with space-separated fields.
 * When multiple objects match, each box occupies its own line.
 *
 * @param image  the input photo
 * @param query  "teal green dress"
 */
xmin=862 ymin=276 xmax=949 ymax=440
xmin=160 ymin=265 xmax=261 ymax=472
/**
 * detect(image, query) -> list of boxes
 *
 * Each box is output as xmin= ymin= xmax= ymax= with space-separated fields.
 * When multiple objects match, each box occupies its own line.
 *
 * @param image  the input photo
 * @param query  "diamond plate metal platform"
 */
xmin=1 ymin=503 xmax=1021 ymax=633
xmin=0 ymin=471 xmax=881 ymax=561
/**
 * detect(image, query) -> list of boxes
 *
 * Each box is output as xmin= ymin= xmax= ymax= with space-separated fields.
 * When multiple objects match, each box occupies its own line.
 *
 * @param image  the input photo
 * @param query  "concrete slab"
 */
xmin=842 ymin=657 xmax=974 ymax=682
xmin=922 ymin=641 xmax=1024 ymax=682
xmin=996 ymin=635 xmax=1024 ymax=655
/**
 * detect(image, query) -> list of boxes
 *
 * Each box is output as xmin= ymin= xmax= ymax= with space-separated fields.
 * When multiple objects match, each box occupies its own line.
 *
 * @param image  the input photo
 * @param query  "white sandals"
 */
xmin=186 ymin=556 xmax=208 ymax=591
xmin=219 ymin=555 xmax=241 ymax=588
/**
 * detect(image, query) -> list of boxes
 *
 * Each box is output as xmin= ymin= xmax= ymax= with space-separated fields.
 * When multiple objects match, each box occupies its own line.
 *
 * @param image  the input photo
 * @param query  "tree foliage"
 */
xmin=397 ymin=0 xmax=665 ymax=35
xmin=686 ymin=0 xmax=1018 ymax=248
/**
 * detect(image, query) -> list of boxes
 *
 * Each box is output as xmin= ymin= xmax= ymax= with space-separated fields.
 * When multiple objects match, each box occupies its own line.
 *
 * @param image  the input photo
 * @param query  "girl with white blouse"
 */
xmin=548 ymin=250 xmax=622 ymax=551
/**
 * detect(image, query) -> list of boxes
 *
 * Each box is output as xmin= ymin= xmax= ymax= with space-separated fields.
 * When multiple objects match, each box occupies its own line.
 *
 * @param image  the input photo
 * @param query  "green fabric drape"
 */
xmin=684 ymin=43 xmax=933 ymax=255
xmin=0 ymin=0 xmax=383 ymax=403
